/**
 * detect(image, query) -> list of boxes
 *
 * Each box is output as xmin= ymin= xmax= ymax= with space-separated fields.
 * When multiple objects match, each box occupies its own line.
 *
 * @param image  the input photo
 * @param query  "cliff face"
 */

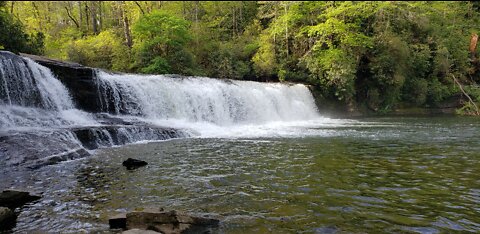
xmin=19 ymin=53 xmax=102 ymax=113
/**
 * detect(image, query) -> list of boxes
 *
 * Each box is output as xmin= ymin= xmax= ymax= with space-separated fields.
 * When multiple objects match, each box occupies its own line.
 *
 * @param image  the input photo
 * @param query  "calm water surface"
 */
xmin=2 ymin=117 xmax=480 ymax=233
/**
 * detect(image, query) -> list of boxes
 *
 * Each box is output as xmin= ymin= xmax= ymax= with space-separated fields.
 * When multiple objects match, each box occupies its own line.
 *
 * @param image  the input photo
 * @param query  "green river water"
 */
xmin=3 ymin=116 xmax=480 ymax=233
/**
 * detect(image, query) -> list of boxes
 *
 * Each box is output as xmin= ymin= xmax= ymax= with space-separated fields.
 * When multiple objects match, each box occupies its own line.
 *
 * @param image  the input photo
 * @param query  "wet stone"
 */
xmin=123 ymin=158 xmax=148 ymax=170
xmin=125 ymin=209 xmax=219 ymax=234
xmin=0 ymin=207 xmax=16 ymax=230
xmin=109 ymin=213 xmax=127 ymax=230
xmin=0 ymin=190 xmax=41 ymax=209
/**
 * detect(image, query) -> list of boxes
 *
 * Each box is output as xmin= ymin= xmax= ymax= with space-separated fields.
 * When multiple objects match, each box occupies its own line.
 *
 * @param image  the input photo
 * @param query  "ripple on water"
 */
xmin=1 ymin=117 xmax=480 ymax=233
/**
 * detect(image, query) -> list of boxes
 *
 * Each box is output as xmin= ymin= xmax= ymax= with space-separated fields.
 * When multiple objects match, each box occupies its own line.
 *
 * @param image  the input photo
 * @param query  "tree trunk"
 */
xmin=452 ymin=74 xmax=480 ymax=115
xmin=99 ymin=1 xmax=103 ymax=31
xmin=122 ymin=1 xmax=133 ymax=48
xmin=182 ymin=1 xmax=186 ymax=19
xmin=284 ymin=3 xmax=289 ymax=57
xmin=85 ymin=4 xmax=90 ymax=29
xmin=91 ymin=2 xmax=98 ymax=35
xmin=195 ymin=1 xmax=199 ymax=23
xmin=46 ymin=2 xmax=52 ymax=24
xmin=31 ymin=2 xmax=43 ymax=30
xmin=79 ymin=1 xmax=83 ymax=29
xmin=232 ymin=6 xmax=236 ymax=38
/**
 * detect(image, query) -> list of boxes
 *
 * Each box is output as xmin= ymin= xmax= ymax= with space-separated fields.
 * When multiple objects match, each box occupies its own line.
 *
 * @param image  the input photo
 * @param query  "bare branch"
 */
xmin=65 ymin=6 xmax=80 ymax=28
xmin=134 ymin=1 xmax=145 ymax=15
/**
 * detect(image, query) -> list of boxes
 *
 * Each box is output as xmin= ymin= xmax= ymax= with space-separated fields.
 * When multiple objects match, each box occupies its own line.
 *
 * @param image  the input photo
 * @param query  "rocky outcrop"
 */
xmin=72 ymin=125 xmax=188 ymax=150
xmin=0 ymin=190 xmax=42 ymax=231
xmin=19 ymin=53 xmax=101 ymax=112
xmin=0 ymin=124 xmax=189 ymax=169
xmin=0 ymin=190 xmax=41 ymax=209
xmin=110 ymin=208 xmax=220 ymax=234
xmin=0 ymin=130 xmax=90 ymax=169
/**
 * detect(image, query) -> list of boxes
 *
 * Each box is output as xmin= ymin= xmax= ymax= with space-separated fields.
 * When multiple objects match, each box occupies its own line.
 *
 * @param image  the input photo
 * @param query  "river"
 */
xmin=2 ymin=116 xmax=479 ymax=233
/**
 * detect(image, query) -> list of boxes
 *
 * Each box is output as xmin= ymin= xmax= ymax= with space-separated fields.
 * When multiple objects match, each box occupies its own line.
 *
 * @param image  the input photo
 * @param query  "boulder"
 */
xmin=0 ymin=207 xmax=16 ymax=230
xmin=125 ymin=208 xmax=219 ymax=234
xmin=0 ymin=190 xmax=41 ymax=209
xmin=123 ymin=158 xmax=148 ymax=170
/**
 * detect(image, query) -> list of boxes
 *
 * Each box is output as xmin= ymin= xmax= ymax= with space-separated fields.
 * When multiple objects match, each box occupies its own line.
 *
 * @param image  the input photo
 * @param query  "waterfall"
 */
xmin=0 ymin=51 xmax=73 ymax=110
xmin=95 ymin=71 xmax=321 ymax=126
xmin=0 ymin=50 xmax=330 ymax=168
xmin=0 ymin=52 xmax=191 ymax=168
xmin=0 ymin=51 xmax=94 ymax=130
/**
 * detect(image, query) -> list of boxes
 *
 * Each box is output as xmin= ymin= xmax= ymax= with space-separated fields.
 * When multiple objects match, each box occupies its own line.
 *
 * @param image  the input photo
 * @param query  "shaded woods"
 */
xmin=1 ymin=1 xmax=480 ymax=115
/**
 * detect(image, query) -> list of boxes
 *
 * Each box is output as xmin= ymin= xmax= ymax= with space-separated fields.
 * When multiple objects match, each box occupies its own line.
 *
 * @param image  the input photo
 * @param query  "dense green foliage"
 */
xmin=0 ymin=1 xmax=43 ymax=54
xmin=132 ymin=11 xmax=193 ymax=74
xmin=5 ymin=1 xmax=480 ymax=114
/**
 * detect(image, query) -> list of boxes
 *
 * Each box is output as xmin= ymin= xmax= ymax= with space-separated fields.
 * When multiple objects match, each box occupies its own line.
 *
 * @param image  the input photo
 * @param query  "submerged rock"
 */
xmin=123 ymin=158 xmax=148 ymax=170
xmin=0 ymin=190 xmax=41 ymax=209
xmin=125 ymin=208 xmax=219 ymax=234
xmin=0 ymin=207 xmax=16 ymax=230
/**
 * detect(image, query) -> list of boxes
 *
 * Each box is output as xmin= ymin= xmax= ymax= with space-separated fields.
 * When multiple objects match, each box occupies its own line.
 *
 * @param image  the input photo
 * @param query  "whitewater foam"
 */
xmin=95 ymin=71 xmax=321 ymax=125
xmin=0 ymin=52 xmax=96 ymax=130
xmin=94 ymin=70 xmax=355 ymax=138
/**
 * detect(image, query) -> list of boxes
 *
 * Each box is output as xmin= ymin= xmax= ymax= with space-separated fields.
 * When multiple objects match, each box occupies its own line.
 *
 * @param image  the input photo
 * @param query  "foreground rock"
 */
xmin=123 ymin=158 xmax=148 ymax=170
xmin=0 ymin=207 xmax=16 ymax=230
xmin=0 ymin=190 xmax=41 ymax=209
xmin=109 ymin=213 xmax=127 ymax=229
xmin=110 ymin=208 xmax=220 ymax=234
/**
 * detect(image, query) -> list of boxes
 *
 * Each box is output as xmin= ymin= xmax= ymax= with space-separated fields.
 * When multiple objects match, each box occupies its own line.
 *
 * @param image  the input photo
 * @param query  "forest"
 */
xmin=1 ymin=1 xmax=480 ymax=115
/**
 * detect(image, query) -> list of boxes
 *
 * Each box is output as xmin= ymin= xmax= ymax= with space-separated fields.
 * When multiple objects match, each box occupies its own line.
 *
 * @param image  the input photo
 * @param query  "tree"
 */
xmin=132 ymin=10 xmax=193 ymax=74
xmin=0 ymin=2 xmax=44 ymax=54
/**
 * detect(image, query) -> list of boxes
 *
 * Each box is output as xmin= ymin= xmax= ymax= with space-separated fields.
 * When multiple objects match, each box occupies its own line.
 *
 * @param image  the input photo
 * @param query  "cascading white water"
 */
xmin=0 ymin=52 xmax=189 ymax=167
xmin=0 ymin=52 xmax=73 ymax=110
xmin=1 ymin=49 xmax=339 ymax=155
xmin=93 ymin=70 xmax=339 ymax=138
xmin=0 ymin=51 xmax=95 ymax=130
xmin=96 ymin=71 xmax=321 ymax=125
